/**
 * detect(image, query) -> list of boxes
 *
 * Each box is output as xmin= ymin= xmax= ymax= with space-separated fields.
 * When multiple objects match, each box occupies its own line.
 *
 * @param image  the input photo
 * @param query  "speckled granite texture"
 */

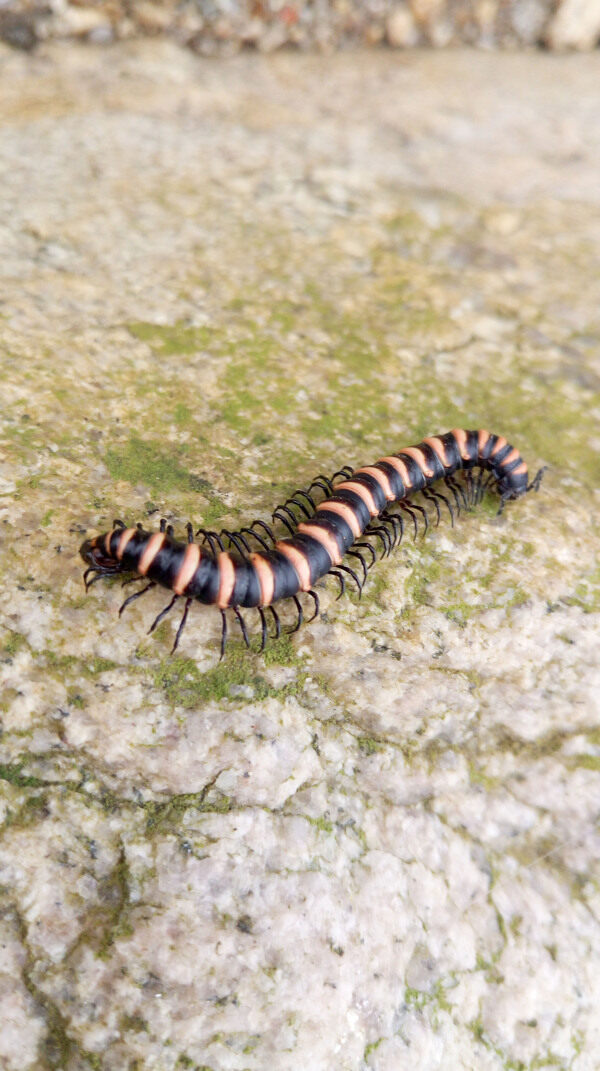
xmin=1 ymin=42 xmax=599 ymax=1071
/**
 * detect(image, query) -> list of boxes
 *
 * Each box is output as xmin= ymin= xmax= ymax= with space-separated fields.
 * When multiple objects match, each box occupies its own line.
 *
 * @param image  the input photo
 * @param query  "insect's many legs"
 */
xmin=422 ymin=487 xmax=455 ymax=526
xmin=172 ymin=598 xmax=193 ymax=653
xmin=329 ymin=562 xmax=363 ymax=599
xmin=83 ymin=567 xmax=113 ymax=590
xmin=444 ymin=475 xmax=469 ymax=511
xmin=119 ymin=581 xmax=156 ymax=616
xmin=148 ymin=594 xmax=179 ymax=635
xmin=275 ymin=465 xmax=355 ymax=533
xmin=196 ymin=527 xmax=225 ymax=555
xmin=219 ymin=591 xmax=318 ymax=658
xmin=527 ymin=466 xmax=547 ymax=494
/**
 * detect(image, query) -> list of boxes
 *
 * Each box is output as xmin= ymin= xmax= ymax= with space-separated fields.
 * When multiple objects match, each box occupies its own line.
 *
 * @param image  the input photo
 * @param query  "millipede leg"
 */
xmin=433 ymin=487 xmax=455 ymax=525
xmin=112 ymin=518 xmax=126 ymax=529
xmin=286 ymin=595 xmax=303 ymax=634
xmin=84 ymin=571 xmax=105 ymax=590
xmin=160 ymin=518 xmax=167 ymax=533
xmin=234 ymin=606 xmax=250 ymax=648
xmin=148 ymin=594 xmax=178 ymax=634
xmin=269 ymin=605 xmax=281 ymax=640
xmin=332 ymin=465 xmax=354 ymax=481
xmin=257 ymin=606 xmax=268 ymax=652
xmin=83 ymin=567 xmax=98 ymax=589
xmin=447 ymin=476 xmax=469 ymax=510
xmin=273 ymin=504 xmax=299 ymax=537
xmin=346 ymin=550 xmax=368 ymax=584
xmin=186 ymin=522 xmax=194 ymax=544
xmin=399 ymin=501 xmax=419 ymax=540
xmin=308 ymin=475 xmax=334 ymax=496
xmin=219 ymin=609 xmax=228 ymax=660
xmin=481 ymin=471 xmax=498 ymax=495
xmin=472 ymin=466 xmax=486 ymax=505
xmin=527 ymin=466 xmax=548 ymax=493
xmin=290 ymin=489 xmax=316 ymax=510
xmin=422 ymin=489 xmax=441 ymax=526
xmin=355 ymin=540 xmax=377 ymax=568
xmin=221 ymin=529 xmax=250 ymax=558
xmin=381 ymin=514 xmax=401 ymax=549
xmin=409 ymin=500 xmax=429 ymax=536
xmin=281 ymin=495 xmax=312 ymax=519
xmin=330 ymin=569 xmax=346 ymax=599
xmin=233 ymin=530 xmax=253 ymax=554
xmin=366 ymin=524 xmax=391 ymax=557
xmin=196 ymin=528 xmax=225 ymax=555
xmin=426 ymin=486 xmax=454 ymax=526
xmin=172 ymin=597 xmax=193 ymax=653
xmin=337 ymin=562 xmax=363 ymax=596
xmin=387 ymin=509 xmax=405 ymax=545
xmin=443 ymin=477 xmax=462 ymax=515
xmin=306 ymin=590 xmax=320 ymax=622
xmin=251 ymin=519 xmax=277 ymax=544
xmin=240 ymin=526 xmax=271 ymax=552
xmin=119 ymin=581 xmax=156 ymax=616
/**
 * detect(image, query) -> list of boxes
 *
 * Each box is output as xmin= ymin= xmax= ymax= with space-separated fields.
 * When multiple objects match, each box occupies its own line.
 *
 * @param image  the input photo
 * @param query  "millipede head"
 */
xmin=79 ymin=537 xmax=120 ymax=584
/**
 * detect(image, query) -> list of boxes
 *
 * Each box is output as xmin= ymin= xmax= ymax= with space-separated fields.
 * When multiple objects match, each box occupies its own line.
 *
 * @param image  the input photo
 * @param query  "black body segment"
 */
xmin=269 ymin=550 xmax=305 ymax=602
xmin=80 ymin=429 xmax=544 ymax=651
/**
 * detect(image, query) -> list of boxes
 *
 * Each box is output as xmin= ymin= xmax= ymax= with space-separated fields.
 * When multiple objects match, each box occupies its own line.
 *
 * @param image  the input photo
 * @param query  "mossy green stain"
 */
xmin=0 ymin=763 xmax=47 ymax=788
xmin=105 ymin=436 xmax=216 ymax=498
xmin=569 ymin=754 xmax=600 ymax=771
xmin=127 ymin=321 xmax=212 ymax=356
xmin=357 ymin=736 xmax=384 ymax=756
xmin=364 ymin=1037 xmax=384 ymax=1060
xmin=1 ymin=631 xmax=26 ymax=657
xmin=144 ymin=791 xmax=233 ymax=835
xmin=174 ymin=402 xmax=193 ymax=427
xmin=153 ymin=643 xmax=306 ymax=707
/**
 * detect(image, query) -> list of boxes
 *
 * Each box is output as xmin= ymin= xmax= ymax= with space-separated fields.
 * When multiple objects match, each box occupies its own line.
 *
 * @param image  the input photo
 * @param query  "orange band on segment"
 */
xmin=317 ymin=500 xmax=362 ymax=540
xmin=490 ymin=436 xmax=508 ymax=456
xmin=138 ymin=532 xmax=165 ymax=576
xmin=216 ymin=552 xmax=236 ymax=609
xmin=401 ymin=446 xmax=434 ymax=479
xmin=335 ymin=480 xmax=378 ymax=517
xmin=104 ymin=530 xmax=114 ymax=555
xmin=116 ymin=528 xmax=137 ymax=560
xmin=451 ymin=428 xmax=470 ymax=461
xmin=379 ymin=456 xmax=412 ymax=489
xmin=423 ymin=436 xmax=450 ymax=467
xmin=354 ymin=466 xmax=394 ymax=501
xmin=477 ymin=429 xmax=491 ymax=455
xmin=173 ymin=543 xmax=201 ymax=595
xmin=298 ymin=523 xmax=342 ymax=565
xmin=500 ymin=447 xmax=520 ymax=467
xmin=276 ymin=542 xmax=312 ymax=591
xmin=511 ymin=461 xmax=528 ymax=476
xmin=250 ymin=553 xmax=275 ymax=606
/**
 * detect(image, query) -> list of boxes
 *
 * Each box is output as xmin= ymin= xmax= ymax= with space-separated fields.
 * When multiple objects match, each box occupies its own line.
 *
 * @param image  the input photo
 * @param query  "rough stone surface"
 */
xmin=2 ymin=0 xmax=600 ymax=51
xmin=546 ymin=0 xmax=600 ymax=48
xmin=1 ymin=41 xmax=600 ymax=1071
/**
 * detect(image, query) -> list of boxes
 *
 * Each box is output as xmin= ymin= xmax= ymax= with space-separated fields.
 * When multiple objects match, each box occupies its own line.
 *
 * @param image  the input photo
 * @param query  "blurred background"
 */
xmin=1 ymin=0 xmax=600 ymax=51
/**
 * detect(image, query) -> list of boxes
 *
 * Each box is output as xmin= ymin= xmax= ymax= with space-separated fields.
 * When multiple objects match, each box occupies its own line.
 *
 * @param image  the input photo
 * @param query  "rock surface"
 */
xmin=2 ymin=0 xmax=600 ymax=51
xmin=1 ymin=41 xmax=600 ymax=1071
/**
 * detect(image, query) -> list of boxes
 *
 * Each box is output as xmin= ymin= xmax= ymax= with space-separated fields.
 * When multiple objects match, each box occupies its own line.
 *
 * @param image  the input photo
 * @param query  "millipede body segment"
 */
xmin=80 ymin=429 xmax=545 ymax=656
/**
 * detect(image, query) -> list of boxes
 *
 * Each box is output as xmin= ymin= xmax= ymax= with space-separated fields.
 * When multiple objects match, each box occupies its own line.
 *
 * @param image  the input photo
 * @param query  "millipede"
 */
xmin=80 ymin=429 xmax=546 ymax=657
